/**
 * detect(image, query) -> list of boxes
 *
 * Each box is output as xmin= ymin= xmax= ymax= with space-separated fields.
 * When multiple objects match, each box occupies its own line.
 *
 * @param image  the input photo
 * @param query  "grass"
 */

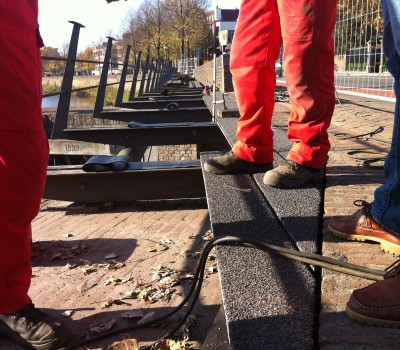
xmin=42 ymin=81 xmax=130 ymax=106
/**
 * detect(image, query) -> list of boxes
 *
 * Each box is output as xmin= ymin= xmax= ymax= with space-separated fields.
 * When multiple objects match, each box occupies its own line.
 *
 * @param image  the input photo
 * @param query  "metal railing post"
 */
xmin=115 ymin=45 xmax=131 ymax=107
xmin=145 ymin=58 xmax=154 ymax=93
xmin=138 ymin=54 xmax=150 ymax=96
xmin=150 ymin=59 xmax=159 ymax=91
xmin=93 ymin=36 xmax=114 ymax=117
xmin=128 ymin=51 xmax=142 ymax=101
xmin=51 ymin=21 xmax=85 ymax=139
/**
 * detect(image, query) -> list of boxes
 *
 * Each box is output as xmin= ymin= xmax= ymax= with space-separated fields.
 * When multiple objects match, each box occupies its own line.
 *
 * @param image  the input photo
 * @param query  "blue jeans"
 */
xmin=371 ymin=0 xmax=400 ymax=235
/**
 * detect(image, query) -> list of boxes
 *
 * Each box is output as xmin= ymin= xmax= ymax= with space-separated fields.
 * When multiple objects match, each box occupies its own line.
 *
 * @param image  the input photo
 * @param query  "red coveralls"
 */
xmin=231 ymin=0 xmax=337 ymax=169
xmin=0 ymin=1 xmax=49 ymax=314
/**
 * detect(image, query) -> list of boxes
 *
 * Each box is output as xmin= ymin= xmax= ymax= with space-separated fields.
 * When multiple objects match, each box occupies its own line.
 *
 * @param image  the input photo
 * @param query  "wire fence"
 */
xmin=334 ymin=0 xmax=395 ymax=101
xmin=177 ymin=58 xmax=199 ymax=77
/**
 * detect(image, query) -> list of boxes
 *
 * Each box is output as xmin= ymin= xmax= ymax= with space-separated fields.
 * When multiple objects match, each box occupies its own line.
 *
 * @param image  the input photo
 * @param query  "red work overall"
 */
xmin=0 ymin=1 xmax=49 ymax=314
xmin=231 ymin=0 xmax=337 ymax=169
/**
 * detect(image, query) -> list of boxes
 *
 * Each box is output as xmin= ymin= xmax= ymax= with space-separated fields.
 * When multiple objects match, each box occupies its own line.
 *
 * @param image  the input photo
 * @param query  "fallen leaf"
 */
xmin=105 ymin=253 xmax=119 ymax=259
xmin=108 ymin=338 xmax=139 ymax=350
xmin=137 ymin=311 xmax=155 ymax=325
xmin=223 ymin=184 xmax=252 ymax=193
xmin=151 ymin=339 xmax=188 ymax=350
xmin=61 ymin=310 xmax=74 ymax=317
xmin=65 ymin=263 xmax=77 ymax=269
xmin=147 ymin=243 xmax=168 ymax=253
xmin=174 ymin=314 xmax=197 ymax=340
xmin=101 ymin=299 xmax=114 ymax=309
xmin=81 ymin=265 xmax=98 ymax=275
xmin=90 ymin=319 xmax=116 ymax=334
xmin=77 ymin=274 xmax=104 ymax=293
xmin=203 ymin=230 xmax=213 ymax=241
xmin=159 ymin=238 xmax=174 ymax=245
xmin=107 ymin=262 xmax=125 ymax=270
xmin=208 ymin=266 xmax=217 ymax=274
xmin=49 ymin=251 xmax=64 ymax=260
xmin=103 ymin=201 xmax=115 ymax=210
xmin=104 ymin=276 xmax=116 ymax=286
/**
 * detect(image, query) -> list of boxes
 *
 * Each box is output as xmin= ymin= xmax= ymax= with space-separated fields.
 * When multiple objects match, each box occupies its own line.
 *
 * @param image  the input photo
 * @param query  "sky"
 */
xmin=38 ymin=0 xmax=241 ymax=52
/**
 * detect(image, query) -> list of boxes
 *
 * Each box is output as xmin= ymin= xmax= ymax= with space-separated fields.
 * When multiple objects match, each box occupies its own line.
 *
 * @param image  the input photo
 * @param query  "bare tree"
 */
xmin=164 ymin=0 xmax=211 ymax=58
xmin=119 ymin=0 xmax=211 ymax=60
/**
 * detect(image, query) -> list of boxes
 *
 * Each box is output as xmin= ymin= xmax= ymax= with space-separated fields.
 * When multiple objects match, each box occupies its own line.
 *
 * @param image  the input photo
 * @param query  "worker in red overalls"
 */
xmin=0 ymin=1 xmax=116 ymax=348
xmin=205 ymin=0 xmax=338 ymax=189
xmin=0 ymin=1 xmax=69 ymax=348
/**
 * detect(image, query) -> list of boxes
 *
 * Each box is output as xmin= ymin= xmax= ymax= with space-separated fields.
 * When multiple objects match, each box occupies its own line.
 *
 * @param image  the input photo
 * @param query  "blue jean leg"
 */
xmin=370 ymin=0 xmax=400 ymax=235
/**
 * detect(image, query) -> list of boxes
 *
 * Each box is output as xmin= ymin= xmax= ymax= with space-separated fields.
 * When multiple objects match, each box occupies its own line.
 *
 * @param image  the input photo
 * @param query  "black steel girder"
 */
xmin=130 ymin=95 xmax=204 ymax=101
xmin=98 ymin=107 xmax=211 ymax=123
xmin=44 ymin=162 xmax=205 ymax=202
xmin=118 ymin=98 xmax=205 ymax=109
xmin=55 ymin=123 xmax=224 ymax=147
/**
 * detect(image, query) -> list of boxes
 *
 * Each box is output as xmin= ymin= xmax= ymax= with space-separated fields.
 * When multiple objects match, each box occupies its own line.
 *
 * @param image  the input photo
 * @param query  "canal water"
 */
xmin=42 ymin=95 xmax=93 ymax=108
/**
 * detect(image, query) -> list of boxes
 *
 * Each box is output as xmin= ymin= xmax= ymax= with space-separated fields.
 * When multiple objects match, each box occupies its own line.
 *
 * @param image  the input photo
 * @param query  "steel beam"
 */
xmin=118 ymin=98 xmax=205 ymax=109
xmin=44 ymin=163 xmax=205 ymax=202
xmin=98 ymin=107 xmax=211 ymax=123
xmin=131 ymin=95 xmax=204 ymax=101
xmin=56 ymin=123 xmax=224 ymax=147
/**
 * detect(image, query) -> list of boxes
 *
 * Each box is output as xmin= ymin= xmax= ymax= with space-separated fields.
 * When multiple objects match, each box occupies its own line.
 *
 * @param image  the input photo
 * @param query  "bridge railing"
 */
xmin=42 ymin=21 xmax=174 ymax=140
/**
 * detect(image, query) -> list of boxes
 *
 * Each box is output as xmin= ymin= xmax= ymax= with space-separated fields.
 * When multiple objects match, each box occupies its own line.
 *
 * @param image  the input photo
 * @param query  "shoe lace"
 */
xmin=353 ymin=199 xmax=372 ymax=216
xmin=12 ymin=303 xmax=44 ymax=327
xmin=384 ymin=259 xmax=400 ymax=278
xmin=286 ymin=160 xmax=298 ymax=170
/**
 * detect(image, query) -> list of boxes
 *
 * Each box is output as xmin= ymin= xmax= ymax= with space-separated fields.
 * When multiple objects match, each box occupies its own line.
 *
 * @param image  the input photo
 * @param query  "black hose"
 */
xmin=62 ymin=235 xmax=389 ymax=350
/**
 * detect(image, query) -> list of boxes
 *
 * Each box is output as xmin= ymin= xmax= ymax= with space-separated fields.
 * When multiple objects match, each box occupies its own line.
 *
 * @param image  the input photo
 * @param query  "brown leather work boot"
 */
xmin=204 ymin=151 xmax=273 ymax=175
xmin=0 ymin=303 xmax=69 ymax=350
xmin=263 ymin=160 xmax=324 ymax=188
xmin=346 ymin=263 xmax=400 ymax=328
xmin=328 ymin=200 xmax=400 ymax=256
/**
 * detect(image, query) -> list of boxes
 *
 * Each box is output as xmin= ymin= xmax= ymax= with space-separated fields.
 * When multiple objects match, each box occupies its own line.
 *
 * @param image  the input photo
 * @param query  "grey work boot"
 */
xmin=263 ymin=160 xmax=324 ymax=188
xmin=0 ymin=303 xmax=69 ymax=350
xmin=204 ymin=151 xmax=273 ymax=175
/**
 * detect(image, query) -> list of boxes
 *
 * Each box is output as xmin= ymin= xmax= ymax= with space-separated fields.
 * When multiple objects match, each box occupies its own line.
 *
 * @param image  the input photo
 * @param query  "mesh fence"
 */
xmin=275 ymin=1 xmax=395 ymax=102
xmin=177 ymin=58 xmax=199 ymax=77
xmin=334 ymin=0 xmax=394 ymax=101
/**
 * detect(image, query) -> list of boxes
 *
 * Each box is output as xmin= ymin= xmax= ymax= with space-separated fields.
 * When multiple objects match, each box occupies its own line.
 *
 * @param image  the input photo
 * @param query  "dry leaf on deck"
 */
xmin=174 ymin=314 xmax=197 ymax=340
xmin=105 ymin=253 xmax=119 ymax=259
xmin=81 ymin=265 xmax=98 ymax=275
xmin=151 ymin=339 xmax=188 ymax=350
xmin=147 ymin=244 xmax=169 ymax=253
xmin=108 ymin=338 xmax=139 ymax=350
xmin=65 ymin=263 xmax=77 ymax=269
xmin=61 ymin=310 xmax=74 ymax=317
xmin=101 ymin=299 xmax=114 ymax=309
xmin=137 ymin=311 xmax=156 ymax=325
xmin=90 ymin=319 xmax=116 ymax=334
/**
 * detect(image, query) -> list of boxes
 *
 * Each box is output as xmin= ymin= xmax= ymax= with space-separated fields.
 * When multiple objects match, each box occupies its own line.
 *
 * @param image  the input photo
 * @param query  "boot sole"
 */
xmin=0 ymin=322 xmax=34 ymax=349
xmin=328 ymin=226 xmax=400 ymax=256
xmin=0 ymin=320 xmax=68 ymax=350
xmin=346 ymin=305 xmax=400 ymax=328
xmin=204 ymin=162 xmax=273 ymax=175
xmin=263 ymin=172 xmax=324 ymax=189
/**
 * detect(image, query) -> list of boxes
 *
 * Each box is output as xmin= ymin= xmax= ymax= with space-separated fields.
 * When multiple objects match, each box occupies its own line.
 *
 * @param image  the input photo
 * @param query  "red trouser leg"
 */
xmin=0 ymin=0 xmax=48 ymax=314
xmin=231 ymin=0 xmax=337 ymax=168
xmin=231 ymin=0 xmax=282 ymax=164
xmin=0 ymin=221 xmax=33 ymax=314
xmin=278 ymin=0 xmax=337 ymax=168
